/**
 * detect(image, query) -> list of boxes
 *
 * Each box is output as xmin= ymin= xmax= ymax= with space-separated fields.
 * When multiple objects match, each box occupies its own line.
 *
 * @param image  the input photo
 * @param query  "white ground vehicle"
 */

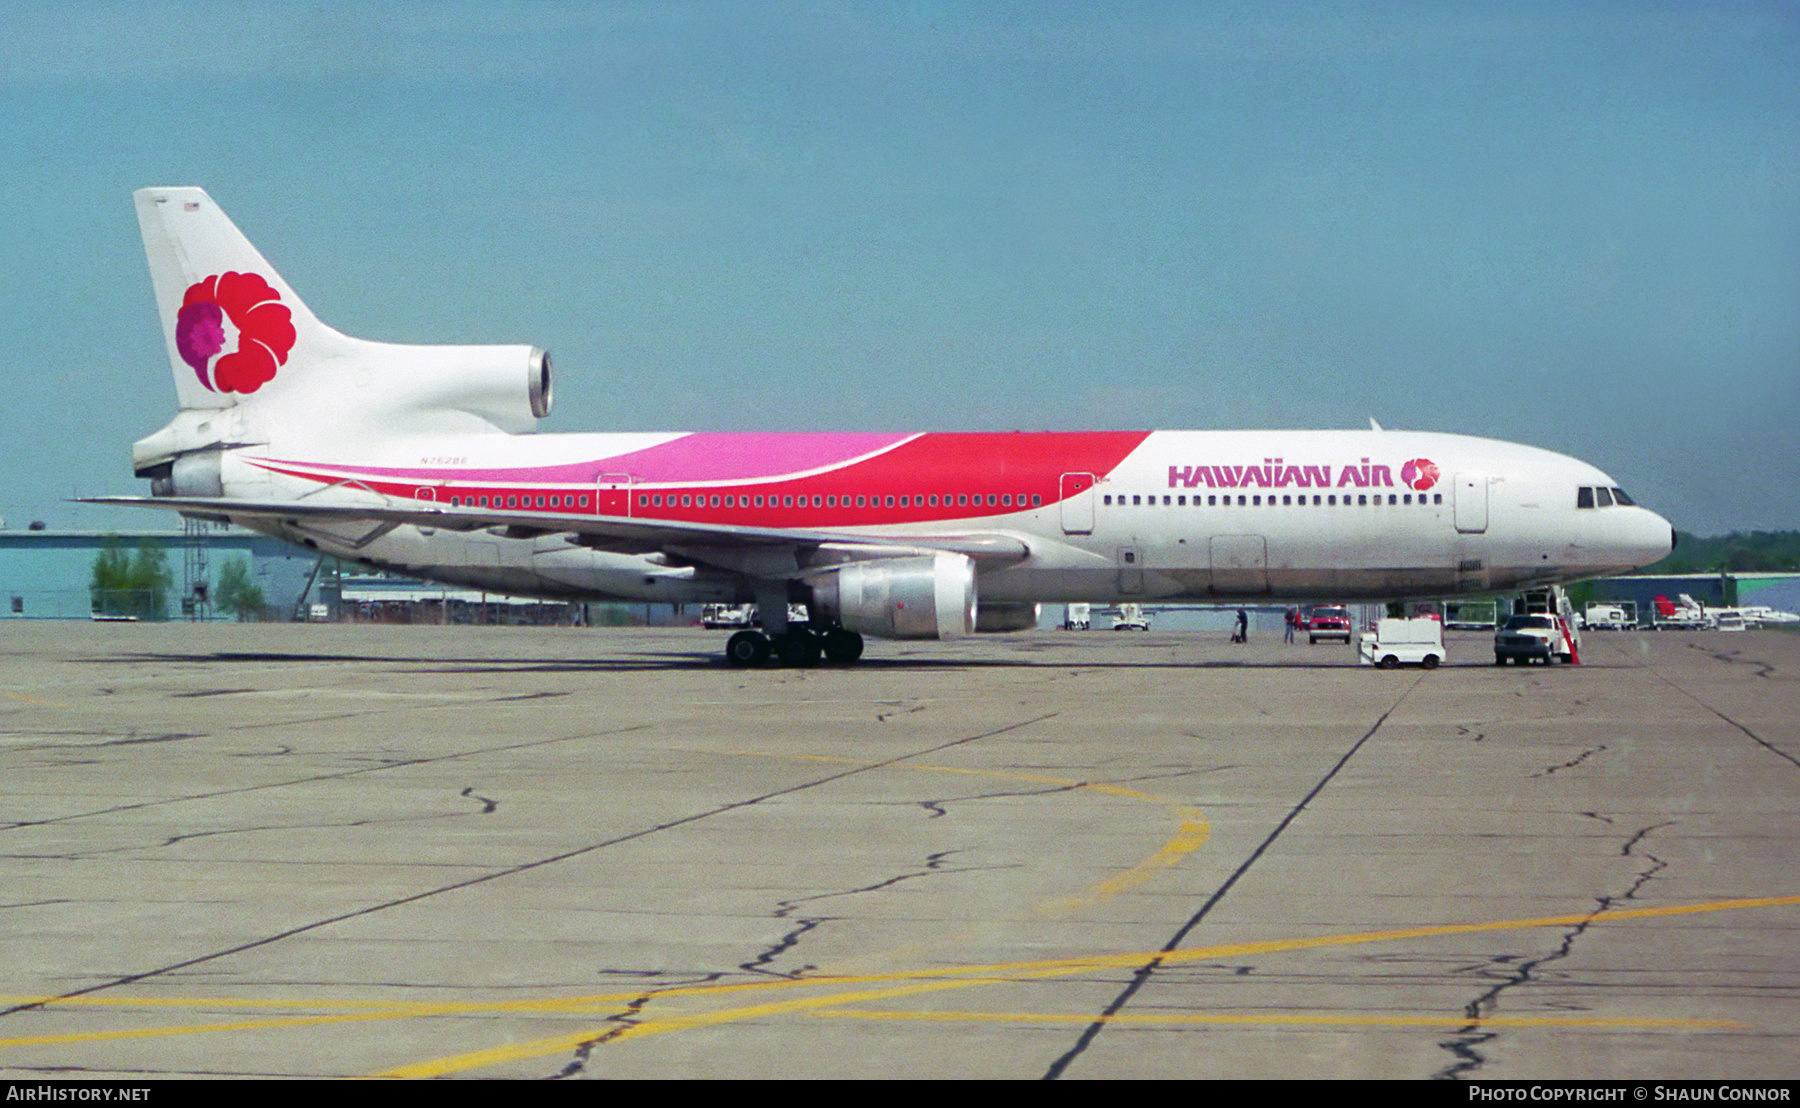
xmin=700 ymin=604 xmax=754 ymax=629
xmin=1063 ymin=603 xmax=1091 ymax=630
xmin=1359 ymin=618 xmax=1445 ymax=669
xmin=1111 ymin=603 xmax=1150 ymax=631
xmin=1653 ymin=594 xmax=1713 ymax=630
xmin=1580 ymin=603 xmax=1631 ymax=631
xmin=1494 ymin=613 xmax=1574 ymax=665
xmin=702 ymin=603 xmax=808 ymax=630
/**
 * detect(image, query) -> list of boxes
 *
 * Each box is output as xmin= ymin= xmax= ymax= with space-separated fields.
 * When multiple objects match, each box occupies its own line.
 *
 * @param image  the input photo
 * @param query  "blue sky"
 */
xmin=2 ymin=1 xmax=1794 ymax=536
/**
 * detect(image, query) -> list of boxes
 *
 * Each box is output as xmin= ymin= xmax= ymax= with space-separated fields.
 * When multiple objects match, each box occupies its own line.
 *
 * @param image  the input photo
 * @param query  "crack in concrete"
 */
xmin=551 ymin=991 xmax=655 ymax=1078
xmin=740 ymin=851 xmax=978 ymax=980
xmin=92 ymin=733 xmax=201 ymax=747
xmin=549 ymin=971 xmax=730 ymax=1079
xmin=542 ymin=851 xmax=991 ymax=1073
xmin=911 ymin=780 xmax=1087 ymax=822
xmin=740 ymin=918 xmax=827 ymax=979
xmin=1 ymin=726 xmax=648 ymax=832
xmin=1432 ymin=816 xmax=1675 ymax=1080
xmin=38 ymin=808 xmax=486 ymax=859
xmin=1532 ymin=743 xmax=1607 ymax=777
xmin=1690 ymin=645 xmax=1780 ymax=681
xmin=0 ymin=731 xmax=203 ymax=753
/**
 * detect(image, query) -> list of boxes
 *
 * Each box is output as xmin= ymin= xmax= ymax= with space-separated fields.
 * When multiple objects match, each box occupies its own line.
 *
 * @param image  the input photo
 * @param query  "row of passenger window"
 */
xmin=441 ymin=491 xmax=1052 ymax=512
xmin=448 ymin=493 xmax=589 ymax=509
xmin=1106 ymin=492 xmax=1444 ymax=507
xmin=444 ymin=489 xmax=1450 ymax=511
xmin=634 ymin=492 xmax=1044 ymax=510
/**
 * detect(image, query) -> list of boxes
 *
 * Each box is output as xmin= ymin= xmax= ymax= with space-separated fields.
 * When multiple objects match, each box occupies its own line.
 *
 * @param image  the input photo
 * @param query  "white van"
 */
xmin=1581 ymin=603 xmax=1631 ymax=631
xmin=1359 ymin=618 xmax=1445 ymax=669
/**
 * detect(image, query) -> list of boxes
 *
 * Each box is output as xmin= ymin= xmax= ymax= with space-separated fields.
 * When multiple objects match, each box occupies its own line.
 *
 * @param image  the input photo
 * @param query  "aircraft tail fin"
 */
xmin=130 ymin=189 xmax=552 ymax=470
xmin=135 ymin=187 xmax=343 ymax=412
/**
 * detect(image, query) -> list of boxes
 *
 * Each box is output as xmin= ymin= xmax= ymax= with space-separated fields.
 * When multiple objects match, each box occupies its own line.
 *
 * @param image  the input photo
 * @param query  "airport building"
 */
xmin=1580 ymin=572 xmax=1800 ymax=622
xmin=0 ymin=525 xmax=316 ymax=621
xmin=0 ymin=525 xmax=636 ymax=625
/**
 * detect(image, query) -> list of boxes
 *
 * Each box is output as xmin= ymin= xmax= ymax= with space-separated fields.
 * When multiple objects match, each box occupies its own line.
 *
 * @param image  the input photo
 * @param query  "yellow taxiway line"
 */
xmin=1 ymin=894 xmax=1788 ymax=1074
xmin=371 ymin=893 xmax=1799 ymax=1078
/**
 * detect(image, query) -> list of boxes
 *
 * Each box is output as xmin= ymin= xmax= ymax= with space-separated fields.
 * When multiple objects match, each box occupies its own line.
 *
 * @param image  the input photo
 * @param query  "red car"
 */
xmin=1305 ymin=605 xmax=1352 ymax=644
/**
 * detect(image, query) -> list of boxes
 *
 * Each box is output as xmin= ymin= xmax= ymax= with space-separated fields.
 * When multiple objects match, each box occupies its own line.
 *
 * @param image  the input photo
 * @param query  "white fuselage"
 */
xmin=212 ymin=426 xmax=1673 ymax=612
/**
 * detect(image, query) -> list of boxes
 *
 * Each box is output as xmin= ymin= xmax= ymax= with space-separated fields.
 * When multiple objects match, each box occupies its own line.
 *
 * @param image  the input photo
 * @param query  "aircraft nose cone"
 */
xmin=1588 ymin=506 xmax=1674 ymax=574
xmin=1629 ymin=510 xmax=1675 ymax=569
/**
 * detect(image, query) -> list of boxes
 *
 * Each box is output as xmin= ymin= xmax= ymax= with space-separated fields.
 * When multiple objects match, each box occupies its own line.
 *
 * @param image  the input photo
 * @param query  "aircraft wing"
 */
xmin=80 ymin=495 xmax=1031 ymax=568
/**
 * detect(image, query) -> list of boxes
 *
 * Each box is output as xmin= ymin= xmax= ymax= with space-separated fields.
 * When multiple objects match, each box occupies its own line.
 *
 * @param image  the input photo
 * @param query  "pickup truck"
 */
xmin=1306 ymin=605 xmax=1352 ymax=644
xmin=1494 ymin=614 xmax=1573 ymax=665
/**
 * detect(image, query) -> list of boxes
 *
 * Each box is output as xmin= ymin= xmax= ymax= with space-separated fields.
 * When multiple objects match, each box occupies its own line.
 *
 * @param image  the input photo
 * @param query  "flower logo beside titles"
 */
xmin=175 ymin=272 xmax=295 ymax=394
xmin=1400 ymin=458 xmax=1441 ymax=491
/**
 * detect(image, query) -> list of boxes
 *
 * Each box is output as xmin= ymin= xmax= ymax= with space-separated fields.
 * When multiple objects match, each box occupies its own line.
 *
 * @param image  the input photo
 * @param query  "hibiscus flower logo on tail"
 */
xmin=175 ymin=272 xmax=296 ymax=394
xmin=1400 ymin=458 xmax=1441 ymax=491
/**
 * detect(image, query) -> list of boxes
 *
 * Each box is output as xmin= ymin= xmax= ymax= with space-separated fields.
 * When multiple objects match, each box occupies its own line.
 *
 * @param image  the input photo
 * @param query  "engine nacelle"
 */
xmin=150 ymin=450 xmax=225 ymax=498
xmin=808 ymin=553 xmax=975 ymax=640
xmin=975 ymin=602 xmax=1040 ymax=633
xmin=362 ymin=344 xmax=553 ymax=433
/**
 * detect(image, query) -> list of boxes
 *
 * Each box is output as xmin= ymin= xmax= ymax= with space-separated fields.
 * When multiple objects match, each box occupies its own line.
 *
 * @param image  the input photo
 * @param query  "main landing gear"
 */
xmin=725 ymin=626 xmax=865 ymax=668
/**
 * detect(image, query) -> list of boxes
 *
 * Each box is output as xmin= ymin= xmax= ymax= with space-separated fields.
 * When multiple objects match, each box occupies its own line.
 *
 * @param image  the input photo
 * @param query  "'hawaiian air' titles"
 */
xmin=1167 ymin=457 xmax=1442 ymax=491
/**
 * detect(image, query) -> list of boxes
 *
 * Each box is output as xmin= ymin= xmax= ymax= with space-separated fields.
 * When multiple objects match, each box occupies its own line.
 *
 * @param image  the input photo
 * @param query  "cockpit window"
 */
xmin=1578 ymin=485 xmax=1638 ymax=508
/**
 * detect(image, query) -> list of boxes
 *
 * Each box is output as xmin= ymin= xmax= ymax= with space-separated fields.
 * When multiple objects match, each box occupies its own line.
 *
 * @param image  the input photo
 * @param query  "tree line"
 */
xmin=1637 ymin=530 xmax=1800 ymax=575
xmin=89 ymin=538 xmax=265 ymax=621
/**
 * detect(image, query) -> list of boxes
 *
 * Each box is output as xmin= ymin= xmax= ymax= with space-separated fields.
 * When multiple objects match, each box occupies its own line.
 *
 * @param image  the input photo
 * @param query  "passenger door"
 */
xmin=595 ymin=473 xmax=633 ymax=517
xmin=1454 ymin=473 xmax=1488 ymax=534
